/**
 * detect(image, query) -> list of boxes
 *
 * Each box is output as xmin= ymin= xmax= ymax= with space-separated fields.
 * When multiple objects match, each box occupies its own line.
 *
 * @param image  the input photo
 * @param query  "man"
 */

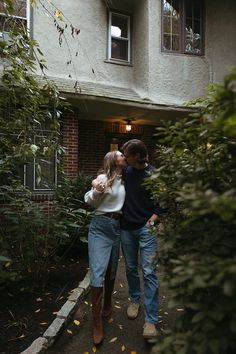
xmin=120 ymin=139 xmax=160 ymax=339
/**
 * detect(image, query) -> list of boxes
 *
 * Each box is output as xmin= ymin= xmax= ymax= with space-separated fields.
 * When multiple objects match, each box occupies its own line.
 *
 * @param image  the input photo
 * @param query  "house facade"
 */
xmin=1 ymin=0 xmax=236 ymax=195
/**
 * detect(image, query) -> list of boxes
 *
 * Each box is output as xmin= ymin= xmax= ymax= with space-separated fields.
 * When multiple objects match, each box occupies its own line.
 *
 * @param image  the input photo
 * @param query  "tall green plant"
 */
xmin=146 ymin=69 xmax=236 ymax=354
xmin=0 ymin=1 xmax=67 ymax=284
xmin=1 ymin=188 xmax=69 ymax=286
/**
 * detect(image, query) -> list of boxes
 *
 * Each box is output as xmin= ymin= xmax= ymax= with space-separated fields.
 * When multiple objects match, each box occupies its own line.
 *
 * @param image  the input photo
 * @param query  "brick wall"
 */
xmin=77 ymin=119 xmax=157 ymax=177
xmin=62 ymin=113 xmax=79 ymax=179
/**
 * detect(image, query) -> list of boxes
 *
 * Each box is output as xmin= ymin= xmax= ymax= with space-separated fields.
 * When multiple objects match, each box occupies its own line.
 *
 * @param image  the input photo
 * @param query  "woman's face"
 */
xmin=116 ymin=151 xmax=127 ymax=169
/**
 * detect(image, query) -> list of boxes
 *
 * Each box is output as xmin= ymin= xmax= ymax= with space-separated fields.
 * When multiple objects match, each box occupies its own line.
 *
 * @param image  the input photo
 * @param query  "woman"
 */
xmin=84 ymin=150 xmax=126 ymax=345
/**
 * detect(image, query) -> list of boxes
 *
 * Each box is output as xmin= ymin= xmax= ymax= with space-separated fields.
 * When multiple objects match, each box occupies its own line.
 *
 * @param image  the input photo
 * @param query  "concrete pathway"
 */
xmin=47 ymin=255 xmax=171 ymax=354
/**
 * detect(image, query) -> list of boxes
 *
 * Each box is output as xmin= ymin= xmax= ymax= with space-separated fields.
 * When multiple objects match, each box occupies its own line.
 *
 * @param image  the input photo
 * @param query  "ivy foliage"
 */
xmin=0 ymin=0 xmax=82 ymax=285
xmin=147 ymin=69 xmax=236 ymax=354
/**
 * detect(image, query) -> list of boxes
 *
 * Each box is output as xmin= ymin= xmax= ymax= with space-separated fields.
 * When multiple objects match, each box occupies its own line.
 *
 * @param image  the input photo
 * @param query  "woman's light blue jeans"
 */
xmin=121 ymin=225 xmax=159 ymax=324
xmin=88 ymin=215 xmax=120 ymax=288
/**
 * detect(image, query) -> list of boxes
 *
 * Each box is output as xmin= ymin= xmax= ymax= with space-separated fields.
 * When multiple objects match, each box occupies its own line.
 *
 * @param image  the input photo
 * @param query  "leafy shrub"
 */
xmin=147 ymin=69 xmax=236 ymax=354
xmin=55 ymin=172 xmax=94 ymax=249
xmin=0 ymin=186 xmax=70 ymax=286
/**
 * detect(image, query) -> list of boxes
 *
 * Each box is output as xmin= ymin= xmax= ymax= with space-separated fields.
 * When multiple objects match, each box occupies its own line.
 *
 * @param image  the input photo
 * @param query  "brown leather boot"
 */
xmin=102 ymin=278 xmax=115 ymax=318
xmin=91 ymin=287 xmax=103 ymax=345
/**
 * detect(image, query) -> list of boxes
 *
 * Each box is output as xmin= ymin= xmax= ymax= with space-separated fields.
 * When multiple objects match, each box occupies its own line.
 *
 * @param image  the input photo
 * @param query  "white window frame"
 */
xmin=108 ymin=11 xmax=131 ymax=63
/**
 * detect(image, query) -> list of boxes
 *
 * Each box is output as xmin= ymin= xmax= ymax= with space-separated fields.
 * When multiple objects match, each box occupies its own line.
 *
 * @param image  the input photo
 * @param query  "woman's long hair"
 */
xmin=103 ymin=151 xmax=119 ymax=188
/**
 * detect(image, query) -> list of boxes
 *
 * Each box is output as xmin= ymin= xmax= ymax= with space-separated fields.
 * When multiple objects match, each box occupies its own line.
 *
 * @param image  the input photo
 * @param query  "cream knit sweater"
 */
xmin=84 ymin=174 xmax=125 ymax=213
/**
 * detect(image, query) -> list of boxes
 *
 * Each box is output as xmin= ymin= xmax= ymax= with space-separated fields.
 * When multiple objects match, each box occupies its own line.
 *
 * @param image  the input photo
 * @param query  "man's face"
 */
xmin=123 ymin=148 xmax=140 ymax=166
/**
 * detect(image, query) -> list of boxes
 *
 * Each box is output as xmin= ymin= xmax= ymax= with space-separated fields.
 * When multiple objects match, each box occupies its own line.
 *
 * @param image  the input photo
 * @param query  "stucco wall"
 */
xmin=31 ymin=0 xmax=236 ymax=105
xmin=33 ymin=0 xmax=134 ymax=87
xmin=205 ymin=0 xmax=236 ymax=83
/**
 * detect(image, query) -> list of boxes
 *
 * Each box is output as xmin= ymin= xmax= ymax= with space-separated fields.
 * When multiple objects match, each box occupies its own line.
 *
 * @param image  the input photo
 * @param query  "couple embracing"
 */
xmin=84 ymin=139 xmax=161 ymax=345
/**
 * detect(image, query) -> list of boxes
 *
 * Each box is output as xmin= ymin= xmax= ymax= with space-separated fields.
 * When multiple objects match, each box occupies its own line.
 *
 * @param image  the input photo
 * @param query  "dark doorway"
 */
xmin=105 ymin=133 xmax=142 ymax=153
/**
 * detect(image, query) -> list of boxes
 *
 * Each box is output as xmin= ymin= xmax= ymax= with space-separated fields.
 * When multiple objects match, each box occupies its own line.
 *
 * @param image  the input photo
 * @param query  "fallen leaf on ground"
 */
xmin=35 ymin=309 xmax=40 ymax=313
xmin=66 ymin=329 xmax=73 ymax=334
xmin=73 ymin=320 xmax=80 ymax=326
xmin=84 ymin=301 xmax=89 ymax=305
xmin=109 ymin=337 xmax=118 ymax=343
xmin=8 ymin=334 xmax=25 ymax=341
xmin=40 ymin=322 xmax=47 ymax=325
xmin=177 ymin=308 xmax=184 ymax=311
xmin=121 ymin=344 xmax=126 ymax=351
xmin=36 ymin=298 xmax=43 ymax=302
xmin=131 ymin=351 xmax=137 ymax=354
xmin=115 ymin=305 xmax=121 ymax=309
xmin=92 ymin=346 xmax=97 ymax=353
xmin=118 ymin=324 xmax=123 ymax=329
xmin=108 ymin=318 xmax=114 ymax=323
xmin=113 ymin=290 xmax=117 ymax=294
xmin=119 ymin=283 xmax=124 ymax=288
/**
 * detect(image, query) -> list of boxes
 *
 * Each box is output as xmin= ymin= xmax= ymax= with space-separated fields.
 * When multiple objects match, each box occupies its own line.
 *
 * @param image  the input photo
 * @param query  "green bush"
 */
xmin=147 ymin=69 xmax=236 ymax=354
xmin=0 ymin=187 xmax=69 ymax=286
xmin=55 ymin=172 xmax=94 ymax=248
xmin=0 ymin=172 xmax=93 ymax=286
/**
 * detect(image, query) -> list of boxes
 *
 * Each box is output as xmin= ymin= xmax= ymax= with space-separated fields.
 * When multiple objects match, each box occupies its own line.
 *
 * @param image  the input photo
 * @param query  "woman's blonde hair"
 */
xmin=103 ymin=151 xmax=120 ymax=188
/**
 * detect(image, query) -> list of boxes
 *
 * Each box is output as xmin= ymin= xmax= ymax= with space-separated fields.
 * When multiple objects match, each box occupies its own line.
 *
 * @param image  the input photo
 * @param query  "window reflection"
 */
xmin=162 ymin=0 xmax=203 ymax=55
xmin=109 ymin=12 xmax=130 ymax=62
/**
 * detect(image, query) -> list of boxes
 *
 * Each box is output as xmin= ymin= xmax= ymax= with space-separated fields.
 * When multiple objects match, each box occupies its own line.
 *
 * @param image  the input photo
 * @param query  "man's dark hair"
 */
xmin=121 ymin=139 xmax=148 ymax=159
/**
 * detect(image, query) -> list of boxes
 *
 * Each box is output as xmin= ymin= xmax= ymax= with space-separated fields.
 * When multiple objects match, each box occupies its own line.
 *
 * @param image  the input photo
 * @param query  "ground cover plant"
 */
xmin=147 ymin=69 xmax=236 ymax=354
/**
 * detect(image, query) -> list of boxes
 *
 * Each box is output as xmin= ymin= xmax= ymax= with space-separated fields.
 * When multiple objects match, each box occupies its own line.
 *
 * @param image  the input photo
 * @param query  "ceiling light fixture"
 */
xmin=125 ymin=119 xmax=132 ymax=132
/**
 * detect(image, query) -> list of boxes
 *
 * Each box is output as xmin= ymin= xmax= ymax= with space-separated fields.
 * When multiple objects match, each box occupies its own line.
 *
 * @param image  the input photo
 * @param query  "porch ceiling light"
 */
xmin=125 ymin=119 xmax=132 ymax=132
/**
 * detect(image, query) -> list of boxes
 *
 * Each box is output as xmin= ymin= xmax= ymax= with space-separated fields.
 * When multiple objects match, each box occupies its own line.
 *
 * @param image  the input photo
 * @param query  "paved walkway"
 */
xmin=47 ymin=255 xmax=171 ymax=354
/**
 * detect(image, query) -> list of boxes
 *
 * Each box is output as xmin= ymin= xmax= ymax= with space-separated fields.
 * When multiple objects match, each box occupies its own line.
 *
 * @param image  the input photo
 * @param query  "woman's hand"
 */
xmin=92 ymin=179 xmax=105 ymax=192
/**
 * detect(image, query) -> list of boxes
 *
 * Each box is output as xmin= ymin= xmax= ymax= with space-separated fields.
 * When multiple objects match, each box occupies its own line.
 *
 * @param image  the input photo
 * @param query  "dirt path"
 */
xmin=47 ymin=255 xmax=172 ymax=354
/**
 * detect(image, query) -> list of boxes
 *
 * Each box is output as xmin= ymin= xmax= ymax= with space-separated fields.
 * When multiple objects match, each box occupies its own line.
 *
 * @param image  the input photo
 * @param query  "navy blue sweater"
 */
xmin=121 ymin=165 xmax=161 ymax=230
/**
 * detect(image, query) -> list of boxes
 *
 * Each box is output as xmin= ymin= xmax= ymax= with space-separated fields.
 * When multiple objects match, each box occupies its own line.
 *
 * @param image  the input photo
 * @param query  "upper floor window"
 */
xmin=0 ymin=0 xmax=27 ymax=41
xmin=108 ymin=12 xmax=131 ymax=63
xmin=162 ymin=0 xmax=204 ymax=55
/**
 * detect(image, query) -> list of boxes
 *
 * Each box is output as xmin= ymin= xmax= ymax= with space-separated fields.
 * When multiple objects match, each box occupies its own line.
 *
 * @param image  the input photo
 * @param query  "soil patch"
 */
xmin=0 ymin=243 xmax=89 ymax=354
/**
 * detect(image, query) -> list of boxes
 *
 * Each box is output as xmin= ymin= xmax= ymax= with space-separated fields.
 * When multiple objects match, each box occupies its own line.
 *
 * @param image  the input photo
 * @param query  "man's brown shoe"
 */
xmin=127 ymin=302 xmax=140 ymax=319
xmin=143 ymin=322 xmax=158 ymax=339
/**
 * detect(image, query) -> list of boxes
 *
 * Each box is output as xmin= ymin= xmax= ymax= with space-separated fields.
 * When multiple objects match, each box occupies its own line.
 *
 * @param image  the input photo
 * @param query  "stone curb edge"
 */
xmin=19 ymin=270 xmax=91 ymax=354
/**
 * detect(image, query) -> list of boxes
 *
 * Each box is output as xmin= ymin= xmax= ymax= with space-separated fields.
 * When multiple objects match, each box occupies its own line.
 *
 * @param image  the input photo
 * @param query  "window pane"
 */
xmin=185 ymin=0 xmax=192 ymax=18
xmin=111 ymin=14 xmax=128 ymax=38
xmin=163 ymin=33 xmax=179 ymax=51
xmin=35 ymin=158 xmax=55 ymax=190
xmin=0 ymin=0 xmax=26 ymax=18
xmin=172 ymin=17 xmax=180 ymax=34
xmin=163 ymin=33 xmax=171 ymax=50
xmin=111 ymin=38 xmax=128 ymax=60
xmin=163 ymin=0 xmax=172 ymax=15
xmin=162 ymin=0 xmax=180 ymax=51
xmin=184 ymin=0 xmax=202 ymax=54
xmin=194 ymin=0 xmax=201 ymax=18
xmin=163 ymin=0 xmax=180 ymax=15
xmin=0 ymin=15 xmax=26 ymax=34
xmin=34 ymin=135 xmax=56 ymax=191
xmin=14 ymin=0 xmax=26 ymax=18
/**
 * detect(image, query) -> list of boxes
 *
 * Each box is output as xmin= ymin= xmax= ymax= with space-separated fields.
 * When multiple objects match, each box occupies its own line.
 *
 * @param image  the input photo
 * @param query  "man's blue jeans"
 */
xmin=121 ymin=225 xmax=159 ymax=324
